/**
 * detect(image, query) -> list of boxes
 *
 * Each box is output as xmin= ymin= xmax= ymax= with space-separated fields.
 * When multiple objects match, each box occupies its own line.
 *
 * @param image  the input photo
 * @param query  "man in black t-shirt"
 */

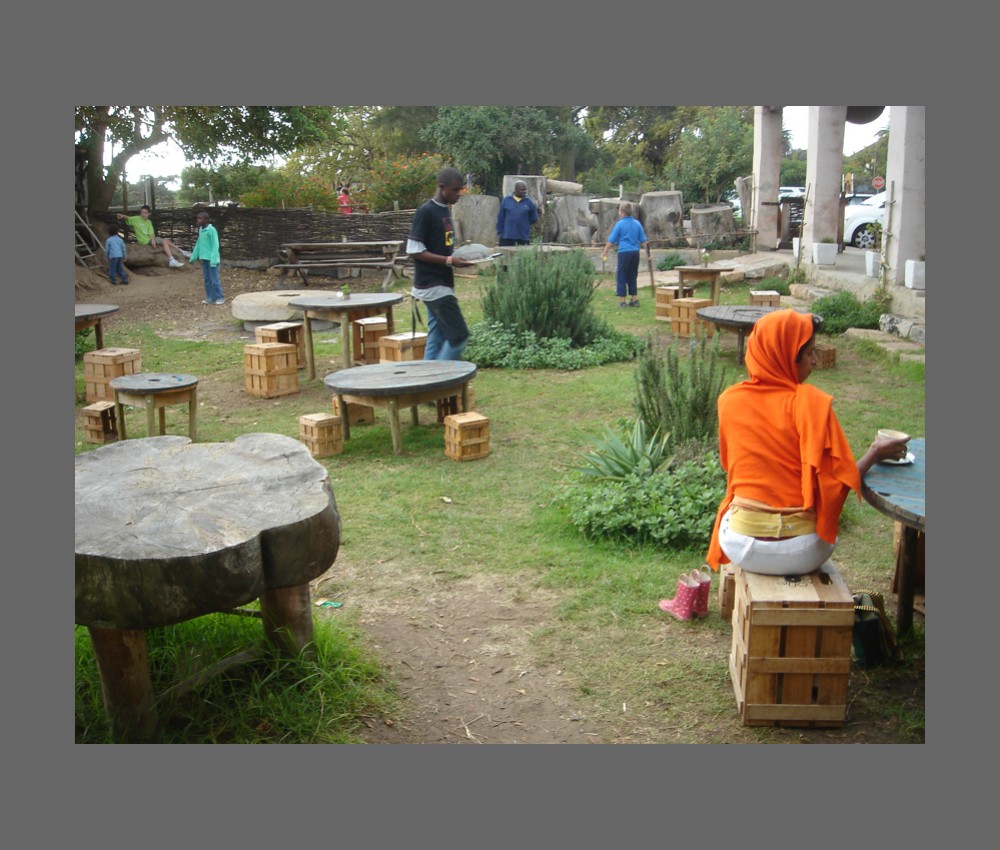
xmin=406 ymin=167 xmax=475 ymax=360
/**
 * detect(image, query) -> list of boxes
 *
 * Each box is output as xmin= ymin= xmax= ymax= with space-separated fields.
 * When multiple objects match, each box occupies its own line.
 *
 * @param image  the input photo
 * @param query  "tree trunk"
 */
xmin=547 ymin=195 xmax=598 ymax=245
xmin=124 ymin=243 xmax=173 ymax=268
xmin=690 ymin=205 xmax=738 ymax=247
xmin=453 ymin=194 xmax=501 ymax=248
xmin=638 ymin=191 xmax=686 ymax=244
xmin=545 ymin=178 xmax=584 ymax=195
xmin=591 ymin=198 xmax=626 ymax=244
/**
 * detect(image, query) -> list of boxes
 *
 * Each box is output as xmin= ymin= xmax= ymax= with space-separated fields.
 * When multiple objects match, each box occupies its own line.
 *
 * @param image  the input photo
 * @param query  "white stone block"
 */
xmin=865 ymin=251 xmax=880 ymax=277
xmin=904 ymin=259 xmax=925 ymax=290
xmin=812 ymin=242 xmax=837 ymax=266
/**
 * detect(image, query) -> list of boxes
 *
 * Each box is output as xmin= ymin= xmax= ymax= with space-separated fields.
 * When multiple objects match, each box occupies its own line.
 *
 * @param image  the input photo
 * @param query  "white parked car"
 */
xmin=844 ymin=192 xmax=886 ymax=248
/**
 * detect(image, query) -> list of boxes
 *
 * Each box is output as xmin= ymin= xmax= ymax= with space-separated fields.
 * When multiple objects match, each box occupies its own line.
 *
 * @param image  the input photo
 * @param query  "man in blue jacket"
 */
xmin=496 ymin=180 xmax=539 ymax=246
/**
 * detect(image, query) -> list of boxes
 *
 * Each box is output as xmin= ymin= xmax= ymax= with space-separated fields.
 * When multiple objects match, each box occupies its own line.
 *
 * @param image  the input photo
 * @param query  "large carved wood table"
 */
xmin=75 ymin=433 xmax=341 ymax=741
xmin=324 ymin=360 xmax=477 ymax=455
xmin=288 ymin=292 xmax=403 ymax=379
xmin=75 ymin=303 xmax=119 ymax=350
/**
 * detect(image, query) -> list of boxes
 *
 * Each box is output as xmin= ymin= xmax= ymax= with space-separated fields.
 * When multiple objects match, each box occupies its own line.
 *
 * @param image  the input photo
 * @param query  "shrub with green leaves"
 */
xmin=560 ymin=452 xmax=727 ymax=549
xmin=76 ymin=328 xmax=93 ymax=359
xmin=633 ymin=334 xmax=735 ymax=451
xmin=481 ymin=248 xmax=608 ymax=347
xmin=576 ymin=419 xmax=673 ymax=482
xmin=465 ymin=320 xmax=642 ymax=370
xmin=810 ymin=289 xmax=890 ymax=335
xmin=758 ymin=275 xmax=790 ymax=296
xmin=656 ymin=252 xmax=687 ymax=271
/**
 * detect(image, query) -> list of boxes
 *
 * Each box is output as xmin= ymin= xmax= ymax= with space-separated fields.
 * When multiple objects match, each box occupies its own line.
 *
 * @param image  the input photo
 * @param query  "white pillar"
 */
xmin=752 ymin=106 xmax=783 ymax=251
xmin=884 ymin=106 xmax=925 ymax=285
xmin=803 ymin=106 xmax=847 ymax=263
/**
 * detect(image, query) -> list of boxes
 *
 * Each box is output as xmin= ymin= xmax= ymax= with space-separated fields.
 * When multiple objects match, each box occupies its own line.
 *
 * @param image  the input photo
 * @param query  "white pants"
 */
xmin=718 ymin=508 xmax=835 ymax=576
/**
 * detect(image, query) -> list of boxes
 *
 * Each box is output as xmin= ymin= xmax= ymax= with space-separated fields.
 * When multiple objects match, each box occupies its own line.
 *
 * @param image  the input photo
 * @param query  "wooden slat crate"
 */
xmin=255 ymin=321 xmax=305 ymax=370
xmin=436 ymin=382 xmax=475 ymax=423
xmin=379 ymin=331 xmax=428 ymax=362
xmin=82 ymin=400 xmax=119 ymax=444
xmin=729 ymin=562 xmax=854 ymax=727
xmin=814 ymin=343 xmax=836 ymax=369
xmin=719 ymin=564 xmax=737 ymax=623
xmin=298 ymin=412 xmax=343 ymax=457
xmin=749 ymin=290 xmax=781 ymax=308
xmin=655 ymin=285 xmax=696 ymax=322
xmin=243 ymin=342 xmax=298 ymax=398
xmin=444 ymin=411 xmax=490 ymax=461
xmin=331 ymin=395 xmax=375 ymax=426
xmin=83 ymin=348 xmax=141 ymax=403
xmin=351 ymin=316 xmax=389 ymax=366
xmin=670 ymin=297 xmax=715 ymax=339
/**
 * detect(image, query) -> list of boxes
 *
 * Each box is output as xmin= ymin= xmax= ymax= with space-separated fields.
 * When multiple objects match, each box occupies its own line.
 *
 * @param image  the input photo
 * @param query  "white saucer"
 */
xmin=881 ymin=452 xmax=915 ymax=466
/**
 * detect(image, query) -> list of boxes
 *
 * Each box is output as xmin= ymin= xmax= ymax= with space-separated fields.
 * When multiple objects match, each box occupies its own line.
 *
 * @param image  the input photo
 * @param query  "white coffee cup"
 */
xmin=877 ymin=428 xmax=910 ymax=442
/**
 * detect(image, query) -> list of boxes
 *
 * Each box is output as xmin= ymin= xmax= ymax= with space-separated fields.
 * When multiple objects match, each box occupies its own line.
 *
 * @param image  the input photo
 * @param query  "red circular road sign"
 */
xmin=872 ymin=176 xmax=885 ymax=190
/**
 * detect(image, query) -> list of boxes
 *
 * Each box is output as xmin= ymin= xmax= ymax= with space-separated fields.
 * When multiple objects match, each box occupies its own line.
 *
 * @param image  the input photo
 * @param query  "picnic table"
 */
xmin=323 ymin=360 xmax=477 ymax=455
xmin=275 ymin=240 xmax=406 ymax=290
xmin=675 ymin=265 xmax=735 ymax=305
xmin=287 ymin=292 xmax=404 ymax=378
xmin=75 ymin=433 xmax=341 ymax=741
xmin=862 ymin=437 xmax=926 ymax=637
xmin=75 ymin=303 xmax=119 ymax=350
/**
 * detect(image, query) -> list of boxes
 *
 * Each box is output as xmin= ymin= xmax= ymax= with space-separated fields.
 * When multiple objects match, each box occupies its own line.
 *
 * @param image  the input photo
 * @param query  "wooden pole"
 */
xmin=646 ymin=243 xmax=655 ymax=288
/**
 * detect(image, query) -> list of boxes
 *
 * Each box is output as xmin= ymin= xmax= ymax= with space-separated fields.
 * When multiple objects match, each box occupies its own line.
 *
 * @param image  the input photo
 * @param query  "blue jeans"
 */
xmin=108 ymin=257 xmax=128 ymax=284
xmin=201 ymin=261 xmax=223 ymax=302
xmin=422 ymin=295 xmax=468 ymax=360
xmin=615 ymin=251 xmax=640 ymax=297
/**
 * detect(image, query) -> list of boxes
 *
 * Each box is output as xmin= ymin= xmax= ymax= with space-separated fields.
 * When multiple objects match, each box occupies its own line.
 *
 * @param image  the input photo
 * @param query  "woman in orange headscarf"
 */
xmin=704 ymin=309 xmax=908 ymax=576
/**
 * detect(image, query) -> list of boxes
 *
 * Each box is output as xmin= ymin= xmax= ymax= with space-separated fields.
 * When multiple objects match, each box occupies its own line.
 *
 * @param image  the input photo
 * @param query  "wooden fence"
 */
xmin=92 ymin=207 xmax=415 ymax=261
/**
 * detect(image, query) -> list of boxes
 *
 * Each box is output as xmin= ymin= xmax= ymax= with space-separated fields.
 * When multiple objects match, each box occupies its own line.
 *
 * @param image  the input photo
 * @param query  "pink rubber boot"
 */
xmin=690 ymin=566 xmax=712 ymax=618
xmin=658 ymin=573 xmax=699 ymax=621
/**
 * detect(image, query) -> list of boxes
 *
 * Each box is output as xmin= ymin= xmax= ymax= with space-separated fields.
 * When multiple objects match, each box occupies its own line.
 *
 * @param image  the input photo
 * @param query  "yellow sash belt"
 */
xmin=728 ymin=506 xmax=817 ymax=539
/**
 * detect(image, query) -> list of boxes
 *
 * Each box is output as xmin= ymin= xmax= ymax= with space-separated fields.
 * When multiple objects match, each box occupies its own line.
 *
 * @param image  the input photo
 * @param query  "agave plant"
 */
xmin=576 ymin=418 xmax=673 ymax=482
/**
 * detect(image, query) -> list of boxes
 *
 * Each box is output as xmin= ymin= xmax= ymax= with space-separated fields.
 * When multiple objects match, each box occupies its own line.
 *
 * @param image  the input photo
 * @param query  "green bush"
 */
xmin=465 ymin=320 xmax=642 ymax=370
xmin=75 ymin=328 xmax=93 ymax=359
xmin=633 ymin=334 xmax=735 ymax=450
xmin=656 ymin=252 xmax=687 ymax=271
xmin=560 ymin=452 xmax=727 ymax=548
xmin=576 ymin=419 xmax=673 ymax=483
xmin=758 ymin=275 xmax=790 ymax=296
xmin=810 ymin=289 xmax=890 ymax=335
xmin=481 ymin=248 xmax=609 ymax=347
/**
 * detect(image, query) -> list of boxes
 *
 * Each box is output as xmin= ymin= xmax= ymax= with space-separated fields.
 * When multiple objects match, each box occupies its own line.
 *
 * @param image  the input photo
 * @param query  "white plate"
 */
xmin=881 ymin=452 xmax=915 ymax=466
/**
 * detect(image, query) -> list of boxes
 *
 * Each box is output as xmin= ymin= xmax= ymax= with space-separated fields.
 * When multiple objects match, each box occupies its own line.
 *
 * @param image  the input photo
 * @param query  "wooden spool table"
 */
xmin=675 ymin=266 xmax=735 ymax=305
xmin=861 ymin=437 xmax=926 ymax=637
xmin=323 ymin=360 xmax=477 ymax=455
xmin=695 ymin=305 xmax=785 ymax=365
xmin=75 ymin=433 xmax=342 ymax=741
xmin=75 ymin=303 xmax=119 ymax=350
xmin=287 ymin=292 xmax=403 ymax=379
xmin=110 ymin=372 xmax=199 ymax=441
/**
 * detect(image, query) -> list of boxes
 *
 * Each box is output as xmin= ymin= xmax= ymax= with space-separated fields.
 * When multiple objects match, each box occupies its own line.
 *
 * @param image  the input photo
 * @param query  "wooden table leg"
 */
xmin=88 ymin=625 xmax=159 ymax=742
xmin=896 ymin=526 xmax=918 ymax=637
xmin=461 ymin=382 xmax=470 ymax=412
xmin=188 ymin=385 xmax=197 ymax=441
xmin=158 ymin=406 xmax=167 ymax=435
xmin=260 ymin=583 xmax=315 ymax=658
xmin=115 ymin=396 xmax=128 ymax=440
xmin=145 ymin=395 xmax=156 ymax=437
xmin=303 ymin=314 xmax=315 ymax=380
xmin=338 ymin=394 xmax=350 ymax=441
xmin=386 ymin=306 xmax=395 ymax=335
xmin=341 ymin=314 xmax=352 ymax=370
xmin=737 ymin=328 xmax=747 ymax=365
xmin=411 ymin=403 xmax=419 ymax=427
xmin=387 ymin=397 xmax=403 ymax=454
xmin=712 ymin=275 xmax=721 ymax=306
xmin=94 ymin=319 xmax=105 ymax=350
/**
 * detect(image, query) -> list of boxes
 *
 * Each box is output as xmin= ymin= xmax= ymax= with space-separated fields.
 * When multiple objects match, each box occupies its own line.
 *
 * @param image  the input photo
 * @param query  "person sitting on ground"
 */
xmin=704 ymin=309 xmax=909 ymax=577
xmin=117 ymin=205 xmax=186 ymax=267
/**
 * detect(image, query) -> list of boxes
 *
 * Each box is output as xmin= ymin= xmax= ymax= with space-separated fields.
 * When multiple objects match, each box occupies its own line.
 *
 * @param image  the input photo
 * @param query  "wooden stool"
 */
xmin=718 ymin=564 xmax=736 ymax=623
xmin=82 ymin=400 xmax=119 ymax=444
xmin=749 ymin=290 xmax=781 ymax=308
xmin=813 ymin=344 xmax=837 ymax=369
xmin=255 ymin=322 xmax=306 ymax=370
xmin=110 ymin=373 xmax=198 ymax=441
xmin=436 ymin=382 xmax=475 ymax=423
xmin=655 ymin=285 xmax=696 ymax=322
xmin=244 ymin=343 xmax=298 ymax=398
xmin=83 ymin=348 xmax=141 ymax=403
xmin=444 ymin=411 xmax=490 ymax=461
xmin=331 ymin=396 xmax=374 ymax=426
xmin=729 ymin=562 xmax=854 ymax=727
xmin=299 ymin=413 xmax=343 ymax=457
xmin=379 ymin=331 xmax=429 ymax=362
xmin=351 ymin=316 xmax=389 ymax=366
xmin=670 ymin=297 xmax=715 ymax=338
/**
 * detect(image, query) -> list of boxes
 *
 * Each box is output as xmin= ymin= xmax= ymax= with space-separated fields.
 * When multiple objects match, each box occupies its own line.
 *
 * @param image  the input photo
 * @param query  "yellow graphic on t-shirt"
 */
xmin=445 ymin=229 xmax=454 ymax=247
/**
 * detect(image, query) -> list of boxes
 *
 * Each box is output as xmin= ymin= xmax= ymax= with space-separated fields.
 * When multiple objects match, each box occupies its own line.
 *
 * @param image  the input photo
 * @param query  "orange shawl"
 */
xmin=705 ymin=310 xmax=861 ymax=570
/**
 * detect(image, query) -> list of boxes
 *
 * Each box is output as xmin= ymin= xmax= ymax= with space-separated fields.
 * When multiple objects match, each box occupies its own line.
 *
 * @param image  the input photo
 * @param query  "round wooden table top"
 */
xmin=75 ymin=433 xmax=341 ymax=630
xmin=861 ymin=437 xmax=925 ymax=531
xmin=324 ymin=360 xmax=477 ymax=397
xmin=75 ymin=303 xmax=120 ymax=322
xmin=109 ymin=372 xmax=198 ymax=393
xmin=695 ymin=304 xmax=783 ymax=328
xmin=287 ymin=292 xmax=403 ymax=314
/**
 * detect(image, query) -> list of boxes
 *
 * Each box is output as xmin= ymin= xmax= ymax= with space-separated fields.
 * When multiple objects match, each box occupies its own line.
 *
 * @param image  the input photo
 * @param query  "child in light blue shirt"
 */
xmin=105 ymin=225 xmax=129 ymax=285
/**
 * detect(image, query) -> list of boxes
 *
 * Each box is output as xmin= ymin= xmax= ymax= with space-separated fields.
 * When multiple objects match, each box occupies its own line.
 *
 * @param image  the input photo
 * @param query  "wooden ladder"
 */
xmin=75 ymin=209 xmax=104 ymax=272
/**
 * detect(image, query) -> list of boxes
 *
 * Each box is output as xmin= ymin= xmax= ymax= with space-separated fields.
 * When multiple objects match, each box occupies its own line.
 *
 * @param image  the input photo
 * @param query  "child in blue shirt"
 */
xmin=601 ymin=202 xmax=648 ymax=308
xmin=105 ymin=225 xmax=129 ymax=285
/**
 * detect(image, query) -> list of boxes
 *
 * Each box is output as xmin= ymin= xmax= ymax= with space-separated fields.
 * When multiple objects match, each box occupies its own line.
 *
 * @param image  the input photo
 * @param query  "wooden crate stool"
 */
xmin=749 ymin=290 xmax=781 ymax=308
xmin=298 ymin=412 xmax=343 ymax=457
xmin=82 ymin=400 xmax=119 ymax=444
xmin=331 ymin=395 xmax=375 ymax=426
xmin=669 ymin=297 xmax=715 ymax=339
xmin=255 ymin=321 xmax=305 ymax=370
xmin=243 ymin=342 xmax=298 ymax=398
xmin=351 ymin=316 xmax=389 ymax=366
xmin=729 ymin=561 xmax=854 ymax=728
xmin=83 ymin=348 xmax=141 ymax=403
xmin=654 ymin=285 xmax=696 ymax=322
xmin=814 ymin=343 xmax=837 ymax=369
xmin=379 ymin=331 xmax=429 ymax=362
xmin=444 ymin=411 xmax=490 ymax=461
xmin=718 ymin=564 xmax=737 ymax=623
xmin=436 ymin=382 xmax=476 ymax=423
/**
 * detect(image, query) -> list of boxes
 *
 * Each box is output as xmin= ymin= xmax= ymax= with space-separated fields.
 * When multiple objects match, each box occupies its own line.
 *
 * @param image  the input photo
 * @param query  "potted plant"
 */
xmin=865 ymin=250 xmax=881 ymax=277
xmin=904 ymin=254 xmax=925 ymax=290
xmin=812 ymin=237 xmax=837 ymax=266
xmin=341 ymin=284 xmax=351 ymax=299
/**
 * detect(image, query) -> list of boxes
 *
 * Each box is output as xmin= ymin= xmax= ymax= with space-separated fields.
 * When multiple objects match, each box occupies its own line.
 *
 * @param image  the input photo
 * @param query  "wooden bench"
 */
xmin=275 ymin=241 xmax=406 ymax=290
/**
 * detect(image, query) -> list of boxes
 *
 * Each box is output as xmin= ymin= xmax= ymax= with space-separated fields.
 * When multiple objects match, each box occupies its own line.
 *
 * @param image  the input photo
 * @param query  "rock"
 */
xmin=231 ymin=289 xmax=336 ymax=329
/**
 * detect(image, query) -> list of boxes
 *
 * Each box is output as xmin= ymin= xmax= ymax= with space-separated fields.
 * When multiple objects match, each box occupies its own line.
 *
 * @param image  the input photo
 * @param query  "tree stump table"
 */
xmin=75 ymin=433 xmax=342 ymax=741
xmin=110 ymin=372 xmax=199 ymax=441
